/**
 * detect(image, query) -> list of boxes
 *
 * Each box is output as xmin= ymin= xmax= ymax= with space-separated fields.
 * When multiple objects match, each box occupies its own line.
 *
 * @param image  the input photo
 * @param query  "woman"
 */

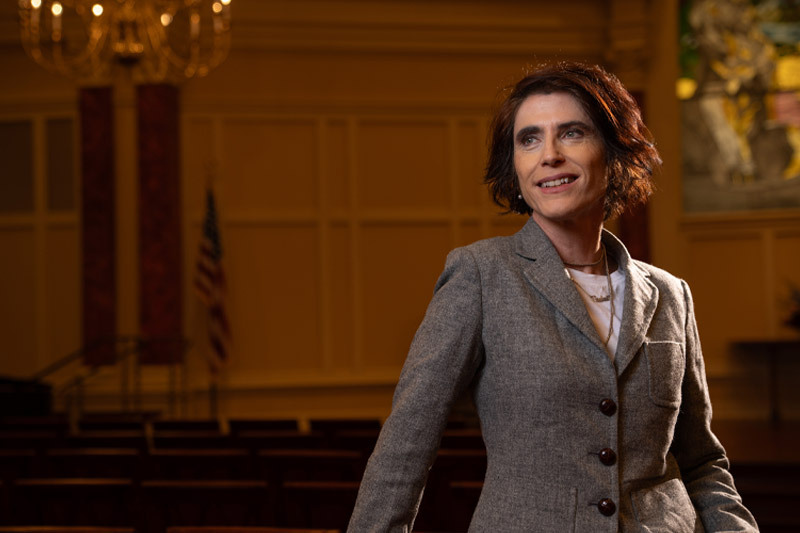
xmin=347 ymin=61 xmax=758 ymax=532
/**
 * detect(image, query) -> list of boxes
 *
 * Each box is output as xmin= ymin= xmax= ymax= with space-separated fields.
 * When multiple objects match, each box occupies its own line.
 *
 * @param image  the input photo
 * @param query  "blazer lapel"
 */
xmin=513 ymin=218 xmax=608 ymax=353
xmin=603 ymin=231 xmax=659 ymax=375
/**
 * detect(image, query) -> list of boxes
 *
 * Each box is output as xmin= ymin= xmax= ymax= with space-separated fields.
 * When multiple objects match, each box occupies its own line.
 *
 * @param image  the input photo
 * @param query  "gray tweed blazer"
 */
xmin=347 ymin=217 xmax=758 ymax=533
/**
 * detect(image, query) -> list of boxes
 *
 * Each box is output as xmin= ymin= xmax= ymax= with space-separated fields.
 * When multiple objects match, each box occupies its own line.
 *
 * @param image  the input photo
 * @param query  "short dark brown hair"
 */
xmin=484 ymin=61 xmax=661 ymax=219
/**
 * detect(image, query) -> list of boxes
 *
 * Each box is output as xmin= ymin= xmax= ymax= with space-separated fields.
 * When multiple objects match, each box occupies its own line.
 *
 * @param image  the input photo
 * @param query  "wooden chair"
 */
xmin=39 ymin=448 xmax=141 ymax=478
xmin=280 ymin=481 xmax=359 ymax=531
xmin=0 ymin=415 xmax=70 ymax=434
xmin=138 ymin=479 xmax=272 ymax=533
xmin=169 ymin=526 xmax=340 ymax=533
xmin=0 ymin=526 xmax=136 ymax=533
xmin=78 ymin=411 xmax=157 ymax=432
xmin=327 ymin=429 xmax=379 ymax=454
xmin=63 ymin=430 xmax=149 ymax=451
xmin=0 ymin=431 xmax=62 ymax=451
xmin=143 ymin=448 xmax=254 ymax=480
xmin=307 ymin=419 xmax=381 ymax=438
xmin=233 ymin=431 xmax=326 ymax=451
xmin=256 ymin=449 xmax=366 ymax=484
xmin=151 ymin=431 xmax=232 ymax=449
xmin=0 ymin=450 xmax=37 ymax=482
xmin=416 ymin=449 xmax=485 ymax=531
xmin=227 ymin=419 xmax=300 ymax=434
xmin=8 ymin=478 xmax=136 ymax=527
xmin=0 ymin=480 xmax=8 ymax=526
xmin=151 ymin=420 xmax=223 ymax=432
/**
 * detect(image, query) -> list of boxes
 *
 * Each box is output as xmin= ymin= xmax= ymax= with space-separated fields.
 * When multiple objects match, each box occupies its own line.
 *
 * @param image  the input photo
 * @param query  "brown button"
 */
xmin=597 ymin=498 xmax=616 ymax=516
xmin=599 ymin=398 xmax=617 ymax=416
xmin=598 ymin=448 xmax=617 ymax=466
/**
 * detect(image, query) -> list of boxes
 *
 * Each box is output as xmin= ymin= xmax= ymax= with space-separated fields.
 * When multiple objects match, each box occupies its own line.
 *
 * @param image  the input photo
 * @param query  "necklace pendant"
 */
xmin=589 ymin=294 xmax=611 ymax=303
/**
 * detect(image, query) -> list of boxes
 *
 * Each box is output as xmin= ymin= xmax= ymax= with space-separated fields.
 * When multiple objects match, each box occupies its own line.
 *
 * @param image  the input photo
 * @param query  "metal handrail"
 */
xmin=29 ymin=335 xmax=191 ymax=422
xmin=29 ymin=335 xmax=141 ymax=381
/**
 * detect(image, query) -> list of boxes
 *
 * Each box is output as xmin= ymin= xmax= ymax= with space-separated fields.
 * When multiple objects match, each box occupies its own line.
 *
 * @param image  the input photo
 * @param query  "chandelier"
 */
xmin=18 ymin=0 xmax=233 ymax=83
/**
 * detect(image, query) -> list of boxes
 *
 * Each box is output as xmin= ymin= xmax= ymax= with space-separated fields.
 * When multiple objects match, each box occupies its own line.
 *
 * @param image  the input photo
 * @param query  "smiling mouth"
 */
xmin=539 ymin=176 xmax=576 ymax=188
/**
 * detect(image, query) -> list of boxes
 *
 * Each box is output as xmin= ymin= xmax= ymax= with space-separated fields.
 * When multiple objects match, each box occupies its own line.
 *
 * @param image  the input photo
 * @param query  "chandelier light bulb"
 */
xmin=92 ymin=3 xmax=104 ymax=16
xmin=221 ymin=0 xmax=231 ymax=5
xmin=160 ymin=12 xmax=172 ymax=26
xmin=51 ymin=2 xmax=62 ymax=16
xmin=30 ymin=0 xmax=42 ymax=10
xmin=212 ymin=2 xmax=222 ymax=14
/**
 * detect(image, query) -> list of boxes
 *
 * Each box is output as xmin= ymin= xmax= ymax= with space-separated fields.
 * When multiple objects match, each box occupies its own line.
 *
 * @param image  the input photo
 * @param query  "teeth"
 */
xmin=540 ymin=176 xmax=574 ymax=188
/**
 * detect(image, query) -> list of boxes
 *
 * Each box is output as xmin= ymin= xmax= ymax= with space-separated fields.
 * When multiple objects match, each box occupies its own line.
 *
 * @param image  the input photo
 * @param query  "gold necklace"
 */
xmin=565 ymin=245 xmax=615 ymax=346
xmin=562 ymin=247 xmax=604 ymax=268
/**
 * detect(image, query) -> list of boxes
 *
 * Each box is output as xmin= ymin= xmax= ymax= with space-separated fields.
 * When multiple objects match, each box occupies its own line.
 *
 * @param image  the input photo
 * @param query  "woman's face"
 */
xmin=513 ymin=91 xmax=607 ymax=230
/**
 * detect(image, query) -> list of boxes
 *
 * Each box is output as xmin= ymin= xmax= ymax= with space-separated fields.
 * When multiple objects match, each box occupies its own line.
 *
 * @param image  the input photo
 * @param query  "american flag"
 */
xmin=194 ymin=188 xmax=231 ymax=372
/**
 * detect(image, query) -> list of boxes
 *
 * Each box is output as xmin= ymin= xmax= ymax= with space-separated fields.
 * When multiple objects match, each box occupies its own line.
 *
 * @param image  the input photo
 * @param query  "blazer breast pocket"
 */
xmin=644 ymin=341 xmax=685 ymax=409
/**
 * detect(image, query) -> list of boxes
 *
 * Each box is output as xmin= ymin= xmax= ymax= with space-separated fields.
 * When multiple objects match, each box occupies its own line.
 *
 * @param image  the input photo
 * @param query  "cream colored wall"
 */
xmin=0 ymin=0 xmax=797 ymax=423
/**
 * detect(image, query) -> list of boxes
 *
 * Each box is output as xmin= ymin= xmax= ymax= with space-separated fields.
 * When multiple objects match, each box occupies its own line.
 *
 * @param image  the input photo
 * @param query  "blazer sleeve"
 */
xmin=670 ymin=280 xmax=759 ymax=532
xmin=347 ymin=246 xmax=485 ymax=533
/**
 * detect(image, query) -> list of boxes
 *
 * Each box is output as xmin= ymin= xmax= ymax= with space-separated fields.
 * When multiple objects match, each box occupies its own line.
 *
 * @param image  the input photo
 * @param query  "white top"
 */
xmin=565 ymin=267 xmax=626 ymax=360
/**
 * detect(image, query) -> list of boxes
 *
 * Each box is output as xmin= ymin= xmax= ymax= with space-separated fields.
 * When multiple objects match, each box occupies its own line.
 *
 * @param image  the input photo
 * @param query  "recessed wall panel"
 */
xmin=686 ymin=235 xmax=768 ymax=374
xmin=0 ymin=121 xmax=33 ymax=214
xmin=359 ymin=222 xmax=452 ymax=369
xmin=356 ymin=120 xmax=449 ymax=209
xmin=45 ymin=226 xmax=80 ymax=365
xmin=0 ymin=229 xmax=37 ymax=375
xmin=222 ymin=119 xmax=317 ymax=211
xmin=226 ymin=224 xmax=322 ymax=374
xmin=46 ymin=118 xmax=76 ymax=211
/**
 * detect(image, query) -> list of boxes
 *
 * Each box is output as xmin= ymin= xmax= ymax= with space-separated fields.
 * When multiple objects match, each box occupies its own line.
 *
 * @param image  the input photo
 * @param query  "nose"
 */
xmin=542 ymin=136 xmax=564 ymax=166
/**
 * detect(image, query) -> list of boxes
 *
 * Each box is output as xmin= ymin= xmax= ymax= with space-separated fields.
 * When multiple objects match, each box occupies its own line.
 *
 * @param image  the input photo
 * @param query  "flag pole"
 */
xmin=209 ymin=374 xmax=219 ymax=418
xmin=194 ymin=168 xmax=231 ymax=421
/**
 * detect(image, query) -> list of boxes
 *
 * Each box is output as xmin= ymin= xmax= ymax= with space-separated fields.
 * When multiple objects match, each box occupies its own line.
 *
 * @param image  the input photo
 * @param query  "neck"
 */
xmin=532 ymin=212 xmax=606 ymax=275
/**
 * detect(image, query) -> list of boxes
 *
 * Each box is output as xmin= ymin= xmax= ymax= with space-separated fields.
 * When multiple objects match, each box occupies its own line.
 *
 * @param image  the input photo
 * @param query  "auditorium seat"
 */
xmin=281 ymin=480 xmax=359 ymax=531
xmin=151 ymin=419 xmax=223 ymax=432
xmin=227 ymin=419 xmax=300 ymax=434
xmin=78 ymin=411 xmax=157 ymax=432
xmin=138 ymin=479 xmax=272 ymax=533
xmin=40 ymin=448 xmax=141 ymax=478
xmin=233 ymin=430 xmax=326 ymax=451
xmin=169 ymin=526 xmax=340 ymax=533
xmin=63 ymin=430 xmax=149 ymax=451
xmin=308 ymin=419 xmax=381 ymax=434
xmin=0 ymin=431 xmax=62 ymax=451
xmin=257 ymin=449 xmax=366 ymax=483
xmin=730 ymin=462 xmax=800 ymax=533
xmin=415 ymin=449 xmax=486 ymax=531
xmin=0 ymin=480 xmax=8 ymax=526
xmin=8 ymin=478 xmax=136 ymax=527
xmin=0 ymin=526 xmax=136 ymax=533
xmin=0 ymin=415 xmax=69 ymax=434
xmin=144 ymin=448 xmax=254 ymax=480
xmin=327 ymin=429 xmax=379 ymax=453
xmin=0 ymin=450 xmax=36 ymax=482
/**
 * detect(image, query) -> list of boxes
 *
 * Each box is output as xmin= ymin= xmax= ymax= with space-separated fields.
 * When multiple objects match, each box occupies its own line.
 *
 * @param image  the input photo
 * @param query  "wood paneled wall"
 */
xmin=1 ymin=0 xmax=798 ymax=422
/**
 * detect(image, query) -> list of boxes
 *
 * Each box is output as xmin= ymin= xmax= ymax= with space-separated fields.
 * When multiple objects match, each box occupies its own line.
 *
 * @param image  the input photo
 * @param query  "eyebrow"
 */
xmin=514 ymin=120 xmax=594 ymax=143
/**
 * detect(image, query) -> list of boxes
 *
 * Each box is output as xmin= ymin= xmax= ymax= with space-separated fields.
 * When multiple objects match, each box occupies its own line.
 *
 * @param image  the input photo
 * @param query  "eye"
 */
xmin=518 ymin=133 xmax=539 ymax=147
xmin=564 ymin=128 xmax=584 ymax=138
